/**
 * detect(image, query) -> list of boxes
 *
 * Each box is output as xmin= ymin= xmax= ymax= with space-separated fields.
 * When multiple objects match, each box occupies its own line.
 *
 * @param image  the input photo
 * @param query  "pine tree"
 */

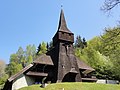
xmin=75 ymin=35 xmax=87 ymax=49
xmin=36 ymin=43 xmax=41 ymax=55
xmin=83 ymin=38 xmax=87 ymax=48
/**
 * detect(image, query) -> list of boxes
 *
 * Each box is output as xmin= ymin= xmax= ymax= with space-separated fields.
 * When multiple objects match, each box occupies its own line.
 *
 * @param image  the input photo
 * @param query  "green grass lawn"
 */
xmin=19 ymin=82 xmax=120 ymax=90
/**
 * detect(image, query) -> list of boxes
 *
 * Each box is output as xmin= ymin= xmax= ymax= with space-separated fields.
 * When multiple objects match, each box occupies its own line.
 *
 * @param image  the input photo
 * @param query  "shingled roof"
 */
xmin=33 ymin=54 xmax=54 ymax=65
xmin=76 ymin=57 xmax=95 ymax=71
xmin=57 ymin=9 xmax=72 ymax=34
xmin=8 ymin=64 xmax=33 ymax=82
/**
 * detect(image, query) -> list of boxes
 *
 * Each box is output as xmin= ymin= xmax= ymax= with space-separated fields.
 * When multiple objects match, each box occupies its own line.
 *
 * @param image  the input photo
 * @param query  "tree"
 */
xmin=75 ymin=35 xmax=83 ymax=48
xmin=27 ymin=55 xmax=33 ymax=65
xmin=86 ymin=27 xmax=120 ymax=80
xmin=88 ymin=36 xmax=102 ymax=51
xmin=102 ymin=0 xmax=120 ymax=12
xmin=36 ymin=42 xmax=47 ymax=55
xmin=82 ymin=38 xmax=87 ymax=47
xmin=26 ymin=45 xmax=36 ymax=58
xmin=25 ymin=44 xmax=36 ymax=65
xmin=100 ymin=27 xmax=120 ymax=55
xmin=0 ymin=60 xmax=6 ymax=78
xmin=6 ymin=62 xmax=22 ymax=77
xmin=0 ymin=60 xmax=8 ymax=85
xmin=74 ymin=35 xmax=87 ymax=49
xmin=16 ymin=47 xmax=24 ymax=60
xmin=100 ymin=27 xmax=120 ymax=80
xmin=6 ymin=44 xmax=36 ymax=77
xmin=75 ymin=42 xmax=113 ymax=79
xmin=9 ymin=54 xmax=19 ymax=64
xmin=36 ymin=43 xmax=41 ymax=55
xmin=6 ymin=53 xmax=23 ymax=77
xmin=46 ymin=42 xmax=49 ymax=50
xmin=47 ymin=41 xmax=53 ymax=51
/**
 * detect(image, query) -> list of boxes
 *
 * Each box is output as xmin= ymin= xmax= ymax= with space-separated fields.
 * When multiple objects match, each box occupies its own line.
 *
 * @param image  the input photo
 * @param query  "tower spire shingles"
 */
xmin=58 ymin=9 xmax=72 ymax=33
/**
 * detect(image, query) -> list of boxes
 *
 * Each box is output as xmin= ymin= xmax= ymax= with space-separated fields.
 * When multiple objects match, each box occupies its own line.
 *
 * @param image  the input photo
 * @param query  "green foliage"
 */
xmin=74 ymin=35 xmax=87 ymax=49
xmin=0 ymin=60 xmax=6 ymax=77
xmin=6 ymin=62 xmax=23 ymax=76
xmin=0 ymin=74 xmax=8 ymax=85
xmin=6 ymin=44 xmax=36 ymax=77
xmin=25 ymin=45 xmax=36 ymax=65
xmin=27 ymin=55 xmax=33 ymax=65
xmin=0 ymin=84 xmax=4 ymax=90
xmin=100 ymin=27 xmax=120 ymax=80
xmin=26 ymin=45 xmax=36 ymax=58
xmin=75 ymin=33 xmax=115 ymax=79
xmin=76 ymin=27 xmax=120 ymax=80
xmin=10 ymin=54 xmax=19 ymax=64
xmin=19 ymin=82 xmax=120 ymax=90
xmin=16 ymin=47 xmax=24 ymax=60
xmin=75 ymin=45 xmax=113 ymax=79
xmin=100 ymin=27 xmax=120 ymax=56
xmin=88 ymin=36 xmax=102 ymax=51
xmin=36 ymin=43 xmax=41 ymax=55
xmin=37 ymin=42 xmax=47 ymax=55
xmin=0 ymin=60 xmax=8 ymax=85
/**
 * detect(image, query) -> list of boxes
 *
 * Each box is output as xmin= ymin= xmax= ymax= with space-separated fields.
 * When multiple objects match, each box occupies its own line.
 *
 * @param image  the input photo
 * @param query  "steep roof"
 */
xmin=8 ymin=64 xmax=33 ymax=82
xmin=76 ymin=57 xmax=95 ymax=72
xmin=33 ymin=54 xmax=54 ymax=65
xmin=57 ymin=9 xmax=72 ymax=34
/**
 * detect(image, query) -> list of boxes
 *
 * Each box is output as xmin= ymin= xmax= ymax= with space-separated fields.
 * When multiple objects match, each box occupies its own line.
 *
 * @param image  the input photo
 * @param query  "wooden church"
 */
xmin=3 ymin=9 xmax=96 ymax=90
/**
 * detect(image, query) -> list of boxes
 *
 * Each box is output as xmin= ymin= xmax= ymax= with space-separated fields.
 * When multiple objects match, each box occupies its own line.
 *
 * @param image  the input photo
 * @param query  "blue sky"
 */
xmin=0 ymin=0 xmax=120 ymax=63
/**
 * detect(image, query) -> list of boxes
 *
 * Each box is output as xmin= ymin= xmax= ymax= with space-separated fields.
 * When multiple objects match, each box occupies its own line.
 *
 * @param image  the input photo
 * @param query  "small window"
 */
xmin=62 ymin=64 xmax=65 ymax=68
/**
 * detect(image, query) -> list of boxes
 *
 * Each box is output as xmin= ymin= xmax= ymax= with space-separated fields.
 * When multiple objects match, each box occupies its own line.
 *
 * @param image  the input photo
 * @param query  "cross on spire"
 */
xmin=61 ymin=5 xmax=63 ymax=8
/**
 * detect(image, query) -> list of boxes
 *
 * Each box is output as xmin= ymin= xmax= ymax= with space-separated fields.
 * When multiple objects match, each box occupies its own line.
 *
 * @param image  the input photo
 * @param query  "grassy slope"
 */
xmin=19 ymin=82 xmax=120 ymax=90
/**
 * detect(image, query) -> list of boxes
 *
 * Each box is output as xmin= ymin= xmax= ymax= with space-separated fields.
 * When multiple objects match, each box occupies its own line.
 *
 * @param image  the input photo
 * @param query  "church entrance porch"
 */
xmin=62 ymin=72 xmax=77 ymax=82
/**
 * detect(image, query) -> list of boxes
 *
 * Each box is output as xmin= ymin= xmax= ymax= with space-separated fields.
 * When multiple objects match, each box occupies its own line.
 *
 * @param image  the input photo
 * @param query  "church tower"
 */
xmin=53 ymin=9 xmax=74 ymax=45
xmin=3 ymin=9 xmax=96 ymax=90
xmin=53 ymin=9 xmax=82 ymax=82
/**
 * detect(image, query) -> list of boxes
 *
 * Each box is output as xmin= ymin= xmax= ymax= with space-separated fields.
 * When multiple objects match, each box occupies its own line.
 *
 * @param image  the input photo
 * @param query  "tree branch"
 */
xmin=101 ymin=0 xmax=120 ymax=12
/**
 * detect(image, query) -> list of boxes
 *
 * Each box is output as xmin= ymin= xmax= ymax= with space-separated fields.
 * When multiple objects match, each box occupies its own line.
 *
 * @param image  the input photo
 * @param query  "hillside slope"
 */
xmin=19 ymin=82 xmax=120 ymax=90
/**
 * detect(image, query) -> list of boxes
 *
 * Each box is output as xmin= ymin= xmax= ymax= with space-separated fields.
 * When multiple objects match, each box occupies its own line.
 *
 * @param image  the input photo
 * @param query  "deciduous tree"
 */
xmin=36 ymin=42 xmax=47 ymax=55
xmin=102 ymin=0 xmax=120 ymax=12
xmin=100 ymin=27 xmax=120 ymax=79
xmin=6 ymin=44 xmax=36 ymax=77
xmin=0 ymin=60 xmax=8 ymax=85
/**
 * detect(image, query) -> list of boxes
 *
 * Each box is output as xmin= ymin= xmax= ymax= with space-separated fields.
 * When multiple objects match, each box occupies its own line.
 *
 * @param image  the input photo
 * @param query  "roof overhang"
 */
xmin=76 ymin=57 xmax=95 ymax=73
xmin=26 ymin=71 xmax=48 ymax=77
xmin=8 ymin=64 xmax=33 ymax=82
xmin=33 ymin=54 xmax=54 ymax=65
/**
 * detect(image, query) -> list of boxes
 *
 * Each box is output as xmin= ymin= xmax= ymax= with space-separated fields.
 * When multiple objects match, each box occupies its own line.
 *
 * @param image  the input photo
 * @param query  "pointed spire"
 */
xmin=58 ymin=9 xmax=72 ymax=33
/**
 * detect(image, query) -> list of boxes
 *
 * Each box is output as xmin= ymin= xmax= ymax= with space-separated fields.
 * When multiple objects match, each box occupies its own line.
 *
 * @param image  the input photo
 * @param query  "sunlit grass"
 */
xmin=19 ymin=82 xmax=120 ymax=90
